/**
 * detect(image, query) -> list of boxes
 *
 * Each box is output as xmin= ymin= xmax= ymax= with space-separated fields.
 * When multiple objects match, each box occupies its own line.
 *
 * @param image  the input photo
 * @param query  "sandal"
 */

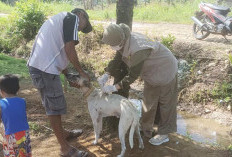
xmin=60 ymin=148 xmax=88 ymax=157
xmin=66 ymin=129 xmax=83 ymax=141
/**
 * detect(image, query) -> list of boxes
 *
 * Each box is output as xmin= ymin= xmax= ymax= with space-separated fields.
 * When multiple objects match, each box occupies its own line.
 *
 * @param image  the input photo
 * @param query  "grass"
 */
xmin=0 ymin=53 xmax=69 ymax=85
xmin=0 ymin=53 xmax=29 ymax=78
xmin=211 ymin=81 xmax=232 ymax=106
xmin=0 ymin=1 xmax=14 ymax=14
xmin=228 ymin=144 xmax=232 ymax=151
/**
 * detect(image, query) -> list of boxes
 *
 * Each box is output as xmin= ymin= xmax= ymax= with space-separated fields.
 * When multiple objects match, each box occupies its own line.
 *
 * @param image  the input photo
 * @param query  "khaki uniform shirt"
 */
xmin=121 ymin=32 xmax=177 ymax=87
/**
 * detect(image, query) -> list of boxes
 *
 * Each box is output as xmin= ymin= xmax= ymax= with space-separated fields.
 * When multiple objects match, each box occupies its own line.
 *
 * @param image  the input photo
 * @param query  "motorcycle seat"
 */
xmin=203 ymin=3 xmax=230 ymax=12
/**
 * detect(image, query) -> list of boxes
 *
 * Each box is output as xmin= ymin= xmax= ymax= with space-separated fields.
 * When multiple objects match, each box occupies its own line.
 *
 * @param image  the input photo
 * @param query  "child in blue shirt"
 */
xmin=0 ymin=74 xmax=32 ymax=157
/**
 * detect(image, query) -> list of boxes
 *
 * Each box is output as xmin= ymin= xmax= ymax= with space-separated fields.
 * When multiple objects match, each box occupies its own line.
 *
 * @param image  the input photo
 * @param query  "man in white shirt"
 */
xmin=27 ymin=8 xmax=91 ymax=157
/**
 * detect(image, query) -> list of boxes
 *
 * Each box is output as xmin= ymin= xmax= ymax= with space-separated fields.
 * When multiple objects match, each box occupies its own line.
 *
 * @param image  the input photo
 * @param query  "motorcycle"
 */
xmin=191 ymin=2 xmax=232 ymax=40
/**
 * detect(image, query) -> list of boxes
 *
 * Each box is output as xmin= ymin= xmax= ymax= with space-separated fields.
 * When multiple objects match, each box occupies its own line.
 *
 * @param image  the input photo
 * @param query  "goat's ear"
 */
xmin=83 ymin=80 xmax=91 ymax=88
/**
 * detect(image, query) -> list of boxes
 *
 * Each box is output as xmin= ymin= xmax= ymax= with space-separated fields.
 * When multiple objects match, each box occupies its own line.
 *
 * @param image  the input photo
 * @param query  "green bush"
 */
xmin=211 ymin=81 xmax=232 ymax=105
xmin=228 ymin=144 xmax=232 ymax=151
xmin=0 ymin=16 xmax=21 ymax=53
xmin=10 ymin=0 xmax=46 ymax=43
xmin=0 ymin=36 xmax=19 ymax=53
xmin=0 ymin=0 xmax=46 ymax=53
xmin=161 ymin=34 xmax=176 ymax=51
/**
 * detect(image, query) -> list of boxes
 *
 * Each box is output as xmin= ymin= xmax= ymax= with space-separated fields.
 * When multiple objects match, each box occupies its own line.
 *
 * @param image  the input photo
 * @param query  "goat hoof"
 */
xmin=93 ymin=141 xmax=98 ymax=145
xmin=139 ymin=144 xmax=144 ymax=149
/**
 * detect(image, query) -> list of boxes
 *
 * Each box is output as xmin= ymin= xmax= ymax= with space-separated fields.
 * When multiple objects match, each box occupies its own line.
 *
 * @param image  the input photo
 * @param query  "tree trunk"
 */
xmin=116 ymin=0 xmax=135 ymax=30
xmin=107 ymin=0 xmax=111 ymax=6
xmin=102 ymin=0 xmax=104 ymax=10
xmin=103 ymin=0 xmax=135 ymax=134
xmin=83 ymin=0 xmax=87 ymax=10
xmin=90 ymin=0 xmax=94 ymax=10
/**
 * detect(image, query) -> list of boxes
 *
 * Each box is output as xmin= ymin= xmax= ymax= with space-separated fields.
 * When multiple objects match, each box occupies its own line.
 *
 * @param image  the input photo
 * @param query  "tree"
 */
xmin=116 ymin=0 xmax=135 ymax=30
xmin=82 ymin=0 xmax=94 ymax=10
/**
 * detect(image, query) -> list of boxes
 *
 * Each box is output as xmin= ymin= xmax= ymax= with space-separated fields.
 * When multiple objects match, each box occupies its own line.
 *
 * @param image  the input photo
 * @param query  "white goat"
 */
xmin=77 ymin=78 xmax=144 ymax=157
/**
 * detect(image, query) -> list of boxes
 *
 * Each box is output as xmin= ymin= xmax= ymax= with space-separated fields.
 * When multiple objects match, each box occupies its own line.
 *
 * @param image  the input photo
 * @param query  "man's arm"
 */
xmin=116 ymin=49 xmax=151 ymax=90
xmin=63 ymin=12 xmax=90 ymax=81
xmin=116 ymin=60 xmax=144 ymax=89
xmin=64 ymin=41 xmax=89 ymax=81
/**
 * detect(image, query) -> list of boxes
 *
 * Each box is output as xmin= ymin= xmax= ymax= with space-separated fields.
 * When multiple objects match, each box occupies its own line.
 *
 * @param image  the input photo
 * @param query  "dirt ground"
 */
xmin=1 ymin=80 xmax=229 ymax=157
xmin=0 ymin=22 xmax=232 ymax=157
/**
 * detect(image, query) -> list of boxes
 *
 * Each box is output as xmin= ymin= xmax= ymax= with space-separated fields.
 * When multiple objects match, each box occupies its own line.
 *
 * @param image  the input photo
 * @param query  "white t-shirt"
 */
xmin=27 ymin=12 xmax=79 ymax=75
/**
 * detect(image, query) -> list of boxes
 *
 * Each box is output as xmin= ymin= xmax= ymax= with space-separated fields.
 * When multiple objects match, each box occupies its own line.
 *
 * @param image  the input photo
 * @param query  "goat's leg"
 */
xmin=136 ymin=124 xmax=144 ymax=149
xmin=92 ymin=120 xmax=99 ymax=144
xmin=117 ymin=117 xmax=130 ymax=157
xmin=92 ymin=114 xmax=103 ymax=145
xmin=98 ymin=115 xmax=103 ymax=133
xmin=93 ymin=115 xmax=102 ymax=145
xmin=89 ymin=111 xmax=100 ymax=145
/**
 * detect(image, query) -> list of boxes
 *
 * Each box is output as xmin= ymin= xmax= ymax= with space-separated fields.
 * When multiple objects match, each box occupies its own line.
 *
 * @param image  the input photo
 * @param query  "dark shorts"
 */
xmin=28 ymin=66 xmax=67 ymax=115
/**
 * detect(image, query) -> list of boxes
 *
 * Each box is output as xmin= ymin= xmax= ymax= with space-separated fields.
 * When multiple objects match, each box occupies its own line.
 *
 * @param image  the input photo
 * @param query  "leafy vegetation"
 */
xmin=0 ymin=0 xmax=46 ymax=54
xmin=228 ymin=53 xmax=232 ymax=65
xmin=211 ymin=81 xmax=232 ymax=105
xmin=228 ymin=144 xmax=232 ymax=151
xmin=0 ymin=0 xmax=217 ymax=23
xmin=161 ymin=34 xmax=176 ymax=51
xmin=11 ymin=0 xmax=46 ymax=43
xmin=0 ymin=1 xmax=14 ymax=13
xmin=28 ymin=122 xmax=41 ymax=134
xmin=209 ymin=54 xmax=232 ymax=106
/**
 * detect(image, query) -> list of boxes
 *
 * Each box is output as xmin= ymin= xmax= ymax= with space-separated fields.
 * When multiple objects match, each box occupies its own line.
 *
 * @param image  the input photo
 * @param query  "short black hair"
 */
xmin=0 ymin=74 xmax=19 ymax=95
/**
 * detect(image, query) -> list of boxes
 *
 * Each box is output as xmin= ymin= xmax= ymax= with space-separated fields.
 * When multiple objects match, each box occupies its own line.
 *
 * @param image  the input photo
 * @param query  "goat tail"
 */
xmin=129 ymin=115 xmax=139 ymax=149
xmin=129 ymin=118 xmax=135 ymax=149
xmin=121 ymin=99 xmax=140 ymax=149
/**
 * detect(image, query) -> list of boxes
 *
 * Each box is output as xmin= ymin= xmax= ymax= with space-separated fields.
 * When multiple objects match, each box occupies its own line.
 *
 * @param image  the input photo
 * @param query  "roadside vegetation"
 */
xmin=1 ymin=0 xmax=218 ymax=23
xmin=0 ymin=1 xmax=13 ymax=13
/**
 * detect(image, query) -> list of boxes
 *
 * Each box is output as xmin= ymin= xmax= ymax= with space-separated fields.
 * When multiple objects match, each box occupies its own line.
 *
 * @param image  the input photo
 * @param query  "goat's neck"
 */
xmin=81 ymin=86 xmax=95 ymax=98
xmin=81 ymin=87 xmax=90 ymax=94
xmin=81 ymin=86 xmax=90 ymax=94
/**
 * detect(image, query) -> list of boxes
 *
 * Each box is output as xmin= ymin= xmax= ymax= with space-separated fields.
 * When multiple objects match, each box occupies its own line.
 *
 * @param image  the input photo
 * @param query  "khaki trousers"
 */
xmin=141 ymin=75 xmax=178 ymax=135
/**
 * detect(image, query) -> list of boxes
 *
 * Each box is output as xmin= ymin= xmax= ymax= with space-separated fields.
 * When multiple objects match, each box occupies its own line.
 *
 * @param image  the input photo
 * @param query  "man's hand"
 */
xmin=102 ymin=85 xmax=118 ymax=94
xmin=65 ymin=73 xmax=80 ymax=88
xmin=98 ymin=73 xmax=109 ymax=89
xmin=68 ymin=81 xmax=80 ymax=88
xmin=65 ymin=41 xmax=90 ymax=82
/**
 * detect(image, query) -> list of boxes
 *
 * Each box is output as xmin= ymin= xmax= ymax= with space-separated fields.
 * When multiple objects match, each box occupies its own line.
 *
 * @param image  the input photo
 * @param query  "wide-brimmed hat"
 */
xmin=71 ymin=8 xmax=92 ymax=33
xmin=102 ymin=24 xmax=125 ymax=46
xmin=102 ymin=23 xmax=131 ymax=46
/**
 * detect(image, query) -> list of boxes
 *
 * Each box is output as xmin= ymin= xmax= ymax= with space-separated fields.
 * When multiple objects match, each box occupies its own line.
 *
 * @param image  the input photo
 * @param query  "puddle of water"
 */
xmin=177 ymin=111 xmax=232 ymax=147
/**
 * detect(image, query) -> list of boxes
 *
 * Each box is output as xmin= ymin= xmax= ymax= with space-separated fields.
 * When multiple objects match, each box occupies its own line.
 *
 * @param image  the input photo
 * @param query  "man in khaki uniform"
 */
xmin=98 ymin=23 xmax=178 ymax=145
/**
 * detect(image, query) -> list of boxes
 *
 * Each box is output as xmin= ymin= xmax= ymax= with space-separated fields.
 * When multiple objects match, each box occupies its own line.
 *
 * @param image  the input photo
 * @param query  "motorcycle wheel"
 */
xmin=193 ymin=16 xmax=210 ymax=40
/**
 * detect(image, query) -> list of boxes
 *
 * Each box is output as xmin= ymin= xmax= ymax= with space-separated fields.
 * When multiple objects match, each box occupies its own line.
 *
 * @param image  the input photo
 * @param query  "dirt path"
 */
xmin=94 ymin=20 xmax=232 ymax=59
